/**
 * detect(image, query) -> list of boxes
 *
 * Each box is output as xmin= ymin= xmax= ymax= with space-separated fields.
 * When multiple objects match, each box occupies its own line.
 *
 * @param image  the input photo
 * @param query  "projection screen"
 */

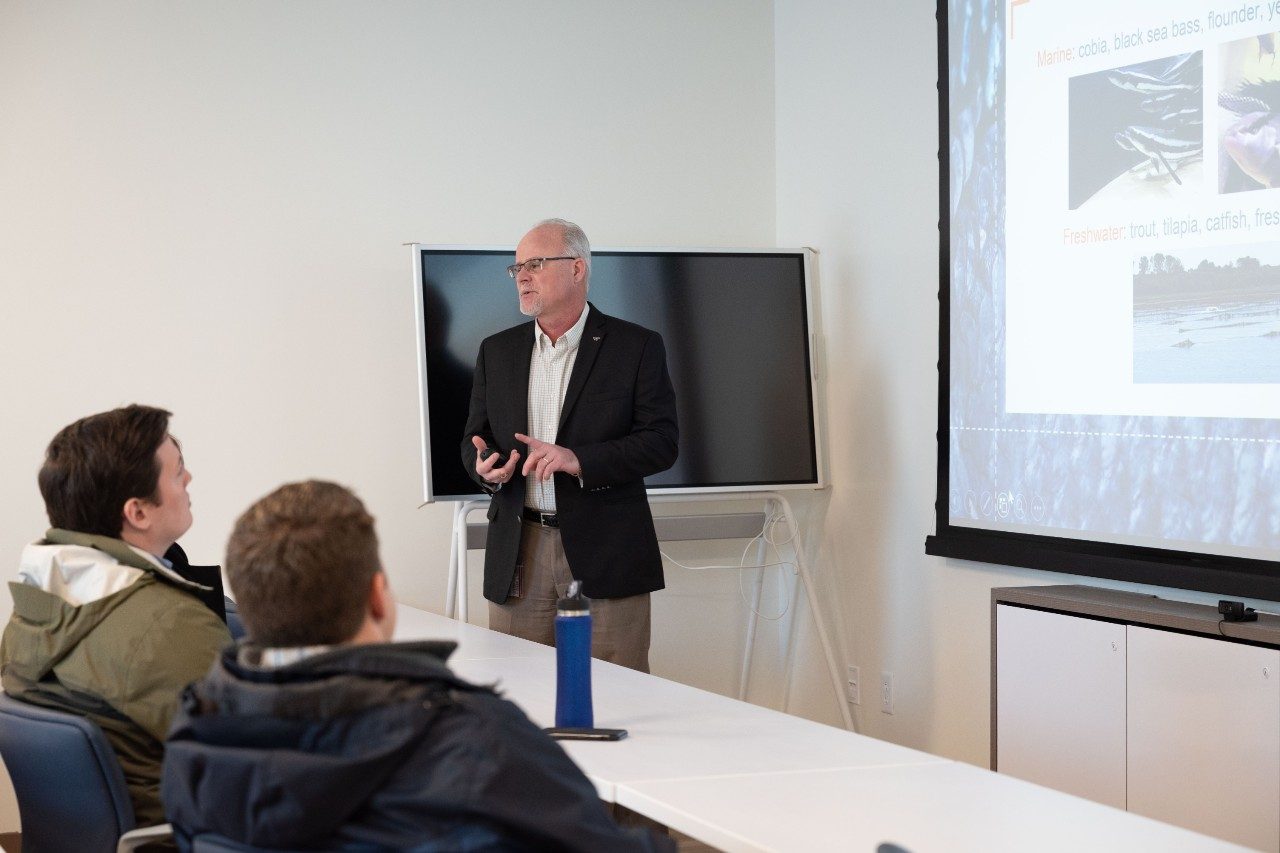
xmin=927 ymin=0 xmax=1280 ymax=598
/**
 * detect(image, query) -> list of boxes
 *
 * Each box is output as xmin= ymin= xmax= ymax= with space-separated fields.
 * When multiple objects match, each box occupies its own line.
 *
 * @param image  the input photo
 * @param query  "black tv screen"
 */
xmin=414 ymin=247 xmax=823 ymax=501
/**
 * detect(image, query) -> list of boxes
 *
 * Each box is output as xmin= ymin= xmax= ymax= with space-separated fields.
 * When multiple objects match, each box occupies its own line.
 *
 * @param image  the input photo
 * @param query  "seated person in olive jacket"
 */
xmin=162 ymin=480 xmax=672 ymax=852
xmin=0 ymin=405 xmax=231 ymax=827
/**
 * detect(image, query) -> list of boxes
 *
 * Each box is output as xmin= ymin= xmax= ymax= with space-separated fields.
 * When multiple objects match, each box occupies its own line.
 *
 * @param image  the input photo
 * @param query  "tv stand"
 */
xmin=448 ymin=492 xmax=853 ymax=730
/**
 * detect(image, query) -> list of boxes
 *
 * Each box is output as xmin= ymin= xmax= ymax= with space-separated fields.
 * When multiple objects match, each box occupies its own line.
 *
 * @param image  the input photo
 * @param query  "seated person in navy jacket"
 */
xmin=162 ymin=480 xmax=672 ymax=852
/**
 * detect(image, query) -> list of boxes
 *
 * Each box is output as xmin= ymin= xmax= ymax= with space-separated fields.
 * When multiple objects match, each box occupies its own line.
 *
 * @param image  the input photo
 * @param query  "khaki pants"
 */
xmin=488 ymin=520 xmax=651 ymax=673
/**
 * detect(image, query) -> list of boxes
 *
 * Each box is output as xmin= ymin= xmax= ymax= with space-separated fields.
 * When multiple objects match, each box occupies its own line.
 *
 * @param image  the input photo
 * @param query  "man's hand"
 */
xmin=472 ymin=435 xmax=520 ymax=486
xmin=515 ymin=433 xmax=581 ymax=481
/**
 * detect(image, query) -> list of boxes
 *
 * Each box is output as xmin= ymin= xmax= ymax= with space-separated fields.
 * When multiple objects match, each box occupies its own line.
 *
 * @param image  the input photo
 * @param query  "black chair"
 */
xmin=0 ymin=693 xmax=170 ymax=852
xmin=191 ymin=834 xmax=279 ymax=852
xmin=224 ymin=596 xmax=245 ymax=641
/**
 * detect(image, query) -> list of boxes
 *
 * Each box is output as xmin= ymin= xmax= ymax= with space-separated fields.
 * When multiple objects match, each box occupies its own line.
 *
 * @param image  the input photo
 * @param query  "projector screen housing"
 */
xmin=413 ymin=245 xmax=824 ymax=502
xmin=926 ymin=0 xmax=1280 ymax=600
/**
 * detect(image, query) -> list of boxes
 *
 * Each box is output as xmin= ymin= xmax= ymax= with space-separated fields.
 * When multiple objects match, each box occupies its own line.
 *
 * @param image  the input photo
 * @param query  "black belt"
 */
xmin=522 ymin=508 xmax=559 ymax=528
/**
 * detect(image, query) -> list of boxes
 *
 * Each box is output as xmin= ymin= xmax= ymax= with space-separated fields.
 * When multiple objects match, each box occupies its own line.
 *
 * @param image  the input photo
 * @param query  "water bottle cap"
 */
xmin=557 ymin=579 xmax=591 ymax=614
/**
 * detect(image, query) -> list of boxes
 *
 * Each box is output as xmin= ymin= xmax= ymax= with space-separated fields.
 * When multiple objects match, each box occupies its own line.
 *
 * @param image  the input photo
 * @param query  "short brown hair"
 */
xmin=38 ymin=405 xmax=172 ymax=538
xmin=225 ymin=481 xmax=381 ymax=646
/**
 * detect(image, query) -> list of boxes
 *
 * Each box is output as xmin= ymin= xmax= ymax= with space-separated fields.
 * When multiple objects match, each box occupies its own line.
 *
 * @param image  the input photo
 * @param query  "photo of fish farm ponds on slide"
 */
xmin=1070 ymin=51 xmax=1203 ymax=210
xmin=1134 ymin=247 xmax=1280 ymax=383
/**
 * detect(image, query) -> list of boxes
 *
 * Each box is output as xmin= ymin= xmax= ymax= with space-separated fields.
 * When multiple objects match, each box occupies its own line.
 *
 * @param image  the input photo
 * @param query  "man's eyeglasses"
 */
xmin=506 ymin=256 xmax=577 ymax=278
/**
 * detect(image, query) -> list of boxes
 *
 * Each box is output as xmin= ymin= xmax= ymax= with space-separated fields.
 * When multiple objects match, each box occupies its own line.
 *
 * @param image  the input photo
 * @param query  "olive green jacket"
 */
xmin=1 ymin=529 xmax=230 ymax=826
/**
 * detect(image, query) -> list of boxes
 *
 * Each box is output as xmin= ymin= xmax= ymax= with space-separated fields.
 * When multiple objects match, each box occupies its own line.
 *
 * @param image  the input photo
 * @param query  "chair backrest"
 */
xmin=0 ymin=692 xmax=135 ymax=853
xmin=192 ymin=833 xmax=275 ymax=852
xmin=224 ymin=596 xmax=246 ymax=641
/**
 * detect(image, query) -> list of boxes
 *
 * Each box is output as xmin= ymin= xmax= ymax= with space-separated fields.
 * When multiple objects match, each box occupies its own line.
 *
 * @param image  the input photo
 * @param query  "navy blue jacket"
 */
xmin=162 ymin=641 xmax=671 ymax=852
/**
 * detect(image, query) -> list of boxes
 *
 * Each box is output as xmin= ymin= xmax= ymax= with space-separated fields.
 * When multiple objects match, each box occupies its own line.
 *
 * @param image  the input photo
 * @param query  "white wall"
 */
xmin=772 ymin=0 xmax=957 ymax=742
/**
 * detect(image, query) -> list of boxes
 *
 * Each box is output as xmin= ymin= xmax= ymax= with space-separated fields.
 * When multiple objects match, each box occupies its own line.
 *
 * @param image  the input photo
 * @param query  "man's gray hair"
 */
xmin=535 ymin=218 xmax=591 ymax=285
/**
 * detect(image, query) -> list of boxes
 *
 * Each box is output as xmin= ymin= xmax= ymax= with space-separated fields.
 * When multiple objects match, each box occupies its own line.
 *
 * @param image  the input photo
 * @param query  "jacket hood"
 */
xmin=163 ymin=640 xmax=480 ymax=848
xmin=6 ymin=536 xmax=151 ymax=684
xmin=3 ymin=531 xmax=217 ymax=696
xmin=17 ymin=529 xmax=210 ymax=604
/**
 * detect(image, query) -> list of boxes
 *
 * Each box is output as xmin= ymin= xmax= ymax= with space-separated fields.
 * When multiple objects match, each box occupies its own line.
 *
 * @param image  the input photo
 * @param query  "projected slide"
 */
xmin=947 ymin=0 xmax=1280 ymax=562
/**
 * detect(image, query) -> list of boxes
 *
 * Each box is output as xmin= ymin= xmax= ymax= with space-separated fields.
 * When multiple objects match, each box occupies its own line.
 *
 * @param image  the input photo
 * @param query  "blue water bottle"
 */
xmin=554 ymin=580 xmax=594 ymax=729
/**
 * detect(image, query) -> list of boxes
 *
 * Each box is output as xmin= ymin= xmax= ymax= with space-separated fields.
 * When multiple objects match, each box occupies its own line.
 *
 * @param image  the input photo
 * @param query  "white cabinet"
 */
xmin=994 ymin=586 xmax=1280 ymax=851
xmin=1127 ymin=625 xmax=1280 ymax=851
xmin=995 ymin=605 xmax=1126 ymax=808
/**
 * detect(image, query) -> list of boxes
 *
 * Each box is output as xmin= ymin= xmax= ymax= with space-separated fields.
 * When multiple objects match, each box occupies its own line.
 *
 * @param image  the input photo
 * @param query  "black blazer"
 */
xmin=461 ymin=305 xmax=678 ymax=602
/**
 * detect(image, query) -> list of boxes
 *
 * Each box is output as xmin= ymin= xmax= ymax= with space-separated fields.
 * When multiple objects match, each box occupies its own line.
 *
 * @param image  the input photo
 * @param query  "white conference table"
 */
xmin=393 ymin=604 xmax=1243 ymax=852
xmin=394 ymin=602 xmax=545 ymax=662
xmin=617 ymin=763 xmax=1242 ymax=853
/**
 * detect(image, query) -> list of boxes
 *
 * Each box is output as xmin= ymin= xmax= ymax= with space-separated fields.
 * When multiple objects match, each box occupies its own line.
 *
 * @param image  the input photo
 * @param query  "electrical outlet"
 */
xmin=846 ymin=666 xmax=860 ymax=705
xmin=880 ymin=671 xmax=894 ymax=714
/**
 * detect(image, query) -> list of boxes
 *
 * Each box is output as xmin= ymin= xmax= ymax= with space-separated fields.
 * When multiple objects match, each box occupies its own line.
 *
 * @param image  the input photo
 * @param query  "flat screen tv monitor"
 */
xmin=928 ymin=0 xmax=1280 ymax=599
xmin=414 ymin=246 xmax=823 ymax=502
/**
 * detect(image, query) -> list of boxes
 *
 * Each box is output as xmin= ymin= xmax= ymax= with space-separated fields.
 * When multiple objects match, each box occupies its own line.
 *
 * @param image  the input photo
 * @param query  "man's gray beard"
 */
xmin=519 ymin=299 xmax=543 ymax=317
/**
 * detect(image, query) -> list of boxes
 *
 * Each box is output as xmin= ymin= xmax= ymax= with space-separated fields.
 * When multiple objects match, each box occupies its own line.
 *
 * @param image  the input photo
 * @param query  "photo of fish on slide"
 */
xmin=1069 ymin=51 xmax=1203 ymax=210
xmin=1133 ymin=246 xmax=1280 ymax=383
xmin=1219 ymin=32 xmax=1280 ymax=193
